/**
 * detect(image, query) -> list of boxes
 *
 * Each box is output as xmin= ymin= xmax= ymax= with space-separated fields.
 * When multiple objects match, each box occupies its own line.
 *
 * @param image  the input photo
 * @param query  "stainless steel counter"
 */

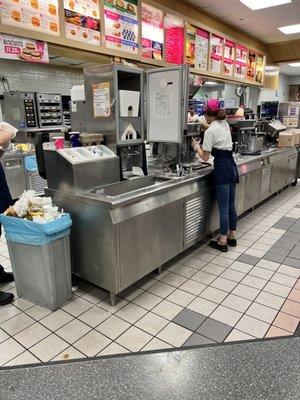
xmin=47 ymin=146 xmax=299 ymax=304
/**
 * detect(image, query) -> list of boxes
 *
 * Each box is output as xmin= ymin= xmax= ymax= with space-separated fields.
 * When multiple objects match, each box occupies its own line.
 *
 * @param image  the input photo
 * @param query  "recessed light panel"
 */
xmin=288 ymin=62 xmax=300 ymax=67
xmin=240 ymin=0 xmax=292 ymax=10
xmin=279 ymin=24 xmax=300 ymax=34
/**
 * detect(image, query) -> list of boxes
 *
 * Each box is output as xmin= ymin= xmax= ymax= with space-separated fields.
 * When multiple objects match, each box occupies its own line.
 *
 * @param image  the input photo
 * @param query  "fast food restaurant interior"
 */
xmin=0 ymin=0 xmax=299 ymax=398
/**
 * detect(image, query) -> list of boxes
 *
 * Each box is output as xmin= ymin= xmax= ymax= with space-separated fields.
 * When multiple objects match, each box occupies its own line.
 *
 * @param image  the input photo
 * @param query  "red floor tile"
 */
xmin=294 ymin=280 xmax=300 ymax=290
xmin=288 ymin=289 xmax=300 ymax=304
xmin=281 ymin=300 xmax=300 ymax=318
xmin=273 ymin=312 xmax=299 ymax=333
xmin=265 ymin=326 xmax=293 ymax=338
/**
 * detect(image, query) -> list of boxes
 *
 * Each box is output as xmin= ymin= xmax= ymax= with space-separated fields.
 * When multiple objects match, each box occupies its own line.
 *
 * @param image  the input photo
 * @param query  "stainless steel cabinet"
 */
xmin=236 ymin=175 xmax=246 ymax=215
xmin=260 ymin=163 xmax=273 ymax=202
xmin=244 ymin=169 xmax=262 ymax=212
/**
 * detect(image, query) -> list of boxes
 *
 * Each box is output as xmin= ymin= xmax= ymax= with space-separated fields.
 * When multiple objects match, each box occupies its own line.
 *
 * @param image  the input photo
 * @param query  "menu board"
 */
xmin=0 ymin=33 xmax=49 ymax=63
xmin=224 ymin=39 xmax=235 ymax=60
xmin=195 ymin=28 xmax=209 ymax=71
xmin=64 ymin=0 xmax=100 ymax=45
xmin=235 ymin=44 xmax=247 ymax=63
xmin=141 ymin=3 xmax=163 ymax=61
xmin=247 ymin=51 xmax=256 ymax=80
xmin=256 ymin=53 xmax=264 ymax=84
xmin=104 ymin=0 xmax=138 ymax=54
xmin=165 ymin=14 xmax=184 ymax=65
xmin=185 ymin=23 xmax=196 ymax=67
xmin=0 ymin=0 xmax=60 ymax=35
xmin=210 ymin=34 xmax=223 ymax=74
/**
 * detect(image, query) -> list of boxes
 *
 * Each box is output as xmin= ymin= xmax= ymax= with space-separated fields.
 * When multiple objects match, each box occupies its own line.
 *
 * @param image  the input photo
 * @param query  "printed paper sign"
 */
xmin=0 ymin=33 xmax=49 ymax=63
xmin=0 ymin=0 xmax=60 ymax=36
xmin=92 ymin=82 xmax=110 ymax=118
xmin=64 ymin=9 xmax=100 ymax=45
xmin=185 ymin=23 xmax=196 ymax=67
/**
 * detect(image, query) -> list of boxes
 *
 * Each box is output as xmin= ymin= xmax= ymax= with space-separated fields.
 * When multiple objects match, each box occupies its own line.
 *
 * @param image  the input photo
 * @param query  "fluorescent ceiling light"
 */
xmin=205 ymin=81 xmax=218 ymax=86
xmin=288 ymin=62 xmax=300 ymax=67
xmin=279 ymin=24 xmax=300 ymax=34
xmin=265 ymin=66 xmax=278 ymax=72
xmin=240 ymin=0 xmax=292 ymax=10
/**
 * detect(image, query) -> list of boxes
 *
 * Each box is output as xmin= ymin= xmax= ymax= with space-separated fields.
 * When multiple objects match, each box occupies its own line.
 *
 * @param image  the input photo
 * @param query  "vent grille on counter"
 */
xmin=185 ymin=194 xmax=209 ymax=245
xmin=28 ymin=172 xmax=47 ymax=196
xmin=260 ymin=166 xmax=273 ymax=200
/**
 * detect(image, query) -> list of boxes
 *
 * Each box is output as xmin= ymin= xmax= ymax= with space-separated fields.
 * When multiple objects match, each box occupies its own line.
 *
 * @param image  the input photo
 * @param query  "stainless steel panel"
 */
xmin=1 ymin=156 xmax=26 ymax=199
xmin=244 ymin=168 xmax=262 ymax=212
xmin=119 ymin=201 xmax=183 ymax=291
xmin=260 ymin=165 xmax=273 ymax=201
xmin=27 ymin=172 xmax=47 ymax=195
xmin=236 ymin=175 xmax=246 ymax=216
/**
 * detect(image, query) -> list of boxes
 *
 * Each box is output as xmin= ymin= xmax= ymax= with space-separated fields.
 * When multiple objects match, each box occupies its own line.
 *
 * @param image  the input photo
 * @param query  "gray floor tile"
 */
xmin=283 ymin=257 xmax=300 ymax=269
xmin=172 ymin=309 xmax=207 ymax=331
xmin=263 ymin=252 xmax=286 ymax=264
xmin=268 ymin=246 xmax=290 ymax=257
xmin=196 ymin=318 xmax=232 ymax=342
xmin=289 ymin=247 xmax=300 ymax=260
xmin=273 ymin=217 xmax=297 ymax=230
xmin=237 ymin=254 xmax=260 ymax=266
xmin=284 ymin=232 xmax=300 ymax=240
xmin=182 ymin=333 xmax=215 ymax=347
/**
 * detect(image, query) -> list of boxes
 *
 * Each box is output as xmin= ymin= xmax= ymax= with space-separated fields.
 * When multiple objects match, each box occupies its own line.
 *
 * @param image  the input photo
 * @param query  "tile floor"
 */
xmin=0 ymin=185 xmax=300 ymax=367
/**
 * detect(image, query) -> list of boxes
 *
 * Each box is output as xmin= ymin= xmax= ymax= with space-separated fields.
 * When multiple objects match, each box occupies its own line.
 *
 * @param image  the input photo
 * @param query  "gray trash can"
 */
xmin=1 ymin=213 xmax=73 ymax=311
xmin=8 ymin=235 xmax=72 ymax=311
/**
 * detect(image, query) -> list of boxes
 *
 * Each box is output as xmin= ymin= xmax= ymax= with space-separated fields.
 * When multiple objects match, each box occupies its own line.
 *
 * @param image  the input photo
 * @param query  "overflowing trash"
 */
xmin=4 ymin=190 xmax=61 ymax=223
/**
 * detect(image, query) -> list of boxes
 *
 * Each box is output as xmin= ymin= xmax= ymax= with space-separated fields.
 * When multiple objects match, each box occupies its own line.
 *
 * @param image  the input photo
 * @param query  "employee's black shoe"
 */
xmin=209 ymin=240 xmax=228 ymax=253
xmin=0 ymin=291 xmax=14 ymax=306
xmin=227 ymin=238 xmax=237 ymax=247
xmin=0 ymin=270 xmax=14 ymax=283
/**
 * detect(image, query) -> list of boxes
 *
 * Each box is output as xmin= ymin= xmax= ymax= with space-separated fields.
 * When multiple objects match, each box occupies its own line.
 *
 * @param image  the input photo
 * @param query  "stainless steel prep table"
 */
xmin=46 ymin=146 xmax=299 ymax=304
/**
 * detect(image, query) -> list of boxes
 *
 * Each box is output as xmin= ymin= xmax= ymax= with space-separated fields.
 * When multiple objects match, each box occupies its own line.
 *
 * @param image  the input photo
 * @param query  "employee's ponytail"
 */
xmin=204 ymin=108 xmax=227 ymax=120
xmin=217 ymin=109 xmax=227 ymax=120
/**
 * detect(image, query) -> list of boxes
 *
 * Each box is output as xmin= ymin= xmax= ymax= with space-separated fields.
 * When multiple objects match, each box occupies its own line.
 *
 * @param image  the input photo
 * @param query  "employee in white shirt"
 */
xmin=192 ymin=108 xmax=239 ymax=252
xmin=0 ymin=122 xmax=17 ymax=306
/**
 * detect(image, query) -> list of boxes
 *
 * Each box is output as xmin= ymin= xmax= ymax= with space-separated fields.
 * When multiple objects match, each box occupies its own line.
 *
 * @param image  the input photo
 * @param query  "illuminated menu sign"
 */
xmin=141 ymin=3 xmax=163 ymax=61
xmin=223 ymin=39 xmax=234 ymax=76
xmin=165 ymin=14 xmax=184 ymax=65
xmin=64 ymin=0 xmax=100 ymax=45
xmin=256 ymin=53 xmax=264 ymax=84
xmin=0 ymin=0 xmax=60 ymax=35
xmin=210 ymin=34 xmax=223 ymax=74
xmin=104 ymin=0 xmax=138 ymax=54
xmin=247 ymin=50 xmax=256 ymax=80
xmin=195 ymin=28 xmax=209 ymax=71
xmin=185 ymin=23 xmax=196 ymax=67
xmin=234 ymin=44 xmax=247 ymax=80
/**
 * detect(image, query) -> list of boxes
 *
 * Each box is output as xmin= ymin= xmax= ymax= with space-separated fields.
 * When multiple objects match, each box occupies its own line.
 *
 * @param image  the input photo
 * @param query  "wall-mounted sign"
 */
xmin=164 ymin=14 xmax=184 ymax=65
xmin=64 ymin=0 xmax=100 ymax=45
xmin=256 ymin=53 xmax=264 ymax=84
xmin=210 ymin=34 xmax=223 ymax=74
xmin=247 ymin=51 xmax=256 ymax=80
xmin=141 ymin=3 xmax=163 ymax=60
xmin=0 ymin=0 xmax=60 ymax=36
xmin=104 ymin=0 xmax=138 ymax=54
xmin=185 ymin=23 xmax=196 ymax=67
xmin=224 ymin=39 xmax=235 ymax=60
xmin=0 ymin=33 xmax=49 ymax=63
xmin=195 ymin=28 xmax=209 ymax=71
xmin=235 ymin=44 xmax=247 ymax=64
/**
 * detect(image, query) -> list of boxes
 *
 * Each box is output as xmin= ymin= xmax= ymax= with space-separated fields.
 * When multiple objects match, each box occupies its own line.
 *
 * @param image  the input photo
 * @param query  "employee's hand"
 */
xmin=192 ymin=137 xmax=200 ymax=150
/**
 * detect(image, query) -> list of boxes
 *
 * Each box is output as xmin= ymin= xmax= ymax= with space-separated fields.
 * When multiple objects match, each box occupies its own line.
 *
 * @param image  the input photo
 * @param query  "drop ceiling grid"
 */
xmin=186 ymin=0 xmax=300 ymax=43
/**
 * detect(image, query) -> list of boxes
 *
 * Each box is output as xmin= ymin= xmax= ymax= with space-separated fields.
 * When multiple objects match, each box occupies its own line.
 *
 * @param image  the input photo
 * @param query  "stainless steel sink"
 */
xmin=91 ymin=175 xmax=174 ymax=198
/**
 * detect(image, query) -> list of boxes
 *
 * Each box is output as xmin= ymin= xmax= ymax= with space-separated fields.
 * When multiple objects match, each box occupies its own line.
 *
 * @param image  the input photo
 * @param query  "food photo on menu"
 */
xmin=64 ymin=8 xmax=100 ymax=44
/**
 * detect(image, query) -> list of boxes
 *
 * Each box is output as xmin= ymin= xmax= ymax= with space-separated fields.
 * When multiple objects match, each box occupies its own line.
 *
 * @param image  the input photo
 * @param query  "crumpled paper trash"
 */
xmin=5 ymin=190 xmax=61 ymax=222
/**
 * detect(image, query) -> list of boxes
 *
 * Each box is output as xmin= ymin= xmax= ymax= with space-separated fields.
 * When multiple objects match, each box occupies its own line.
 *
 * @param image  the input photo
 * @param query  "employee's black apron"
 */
xmin=211 ymin=148 xmax=239 ymax=185
xmin=0 ymin=163 xmax=12 ymax=230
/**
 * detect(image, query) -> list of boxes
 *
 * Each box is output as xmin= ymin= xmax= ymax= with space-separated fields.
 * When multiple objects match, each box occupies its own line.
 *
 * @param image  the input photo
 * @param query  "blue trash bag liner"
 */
xmin=0 ymin=213 xmax=72 ymax=246
xmin=24 ymin=156 xmax=38 ymax=172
